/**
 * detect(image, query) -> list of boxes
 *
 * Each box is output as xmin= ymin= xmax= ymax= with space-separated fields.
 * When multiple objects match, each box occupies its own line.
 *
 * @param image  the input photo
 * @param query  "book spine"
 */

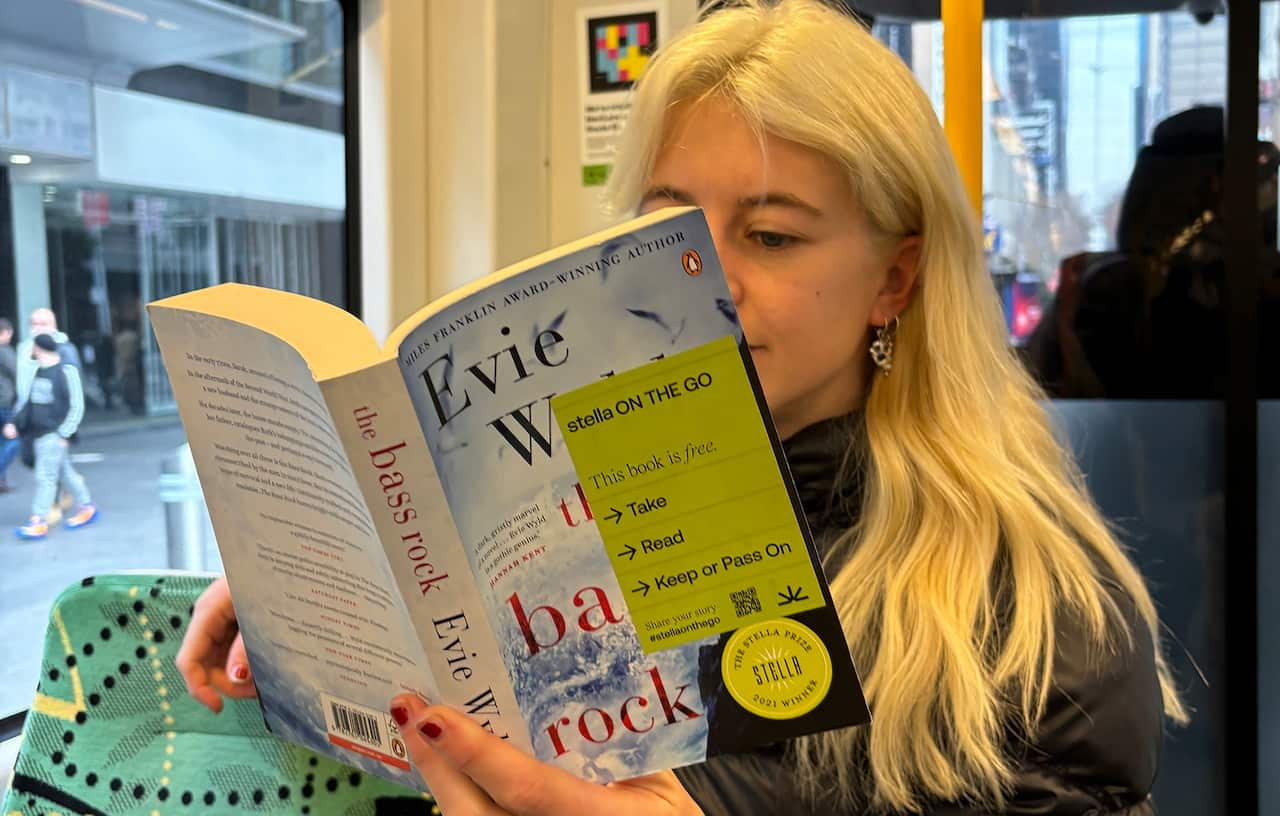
xmin=322 ymin=360 xmax=532 ymax=752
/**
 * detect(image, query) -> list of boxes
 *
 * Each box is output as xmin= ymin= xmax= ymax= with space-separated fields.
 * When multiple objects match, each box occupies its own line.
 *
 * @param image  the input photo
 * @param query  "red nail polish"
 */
xmin=390 ymin=705 xmax=409 ymax=726
xmin=419 ymin=720 xmax=443 ymax=740
xmin=230 ymin=665 xmax=249 ymax=682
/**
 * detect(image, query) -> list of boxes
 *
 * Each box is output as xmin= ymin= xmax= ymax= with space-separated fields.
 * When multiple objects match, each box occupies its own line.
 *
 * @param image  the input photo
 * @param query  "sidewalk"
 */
xmin=76 ymin=410 xmax=184 ymax=440
xmin=0 ymin=421 xmax=196 ymax=718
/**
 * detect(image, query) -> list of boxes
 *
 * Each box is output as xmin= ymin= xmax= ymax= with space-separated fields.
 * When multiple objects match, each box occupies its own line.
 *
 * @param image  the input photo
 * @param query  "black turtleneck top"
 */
xmin=780 ymin=413 xmax=865 ymax=542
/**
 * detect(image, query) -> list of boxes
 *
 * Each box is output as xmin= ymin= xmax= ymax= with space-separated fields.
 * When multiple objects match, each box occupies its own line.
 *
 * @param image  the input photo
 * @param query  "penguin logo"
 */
xmin=682 ymin=249 xmax=702 ymax=276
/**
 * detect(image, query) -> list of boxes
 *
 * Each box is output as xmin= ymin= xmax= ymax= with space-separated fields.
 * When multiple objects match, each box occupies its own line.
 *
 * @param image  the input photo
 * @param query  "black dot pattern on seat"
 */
xmin=7 ymin=574 xmax=438 ymax=815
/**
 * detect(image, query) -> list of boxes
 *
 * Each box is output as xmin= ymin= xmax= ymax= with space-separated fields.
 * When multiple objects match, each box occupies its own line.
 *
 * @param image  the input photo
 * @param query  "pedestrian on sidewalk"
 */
xmin=4 ymin=334 xmax=99 ymax=539
xmin=15 ymin=308 xmax=83 ymax=522
xmin=0 ymin=318 xmax=17 ymax=493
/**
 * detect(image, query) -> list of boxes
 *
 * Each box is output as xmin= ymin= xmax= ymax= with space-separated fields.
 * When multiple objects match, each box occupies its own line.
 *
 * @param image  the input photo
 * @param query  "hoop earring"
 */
xmin=869 ymin=315 xmax=898 ymax=375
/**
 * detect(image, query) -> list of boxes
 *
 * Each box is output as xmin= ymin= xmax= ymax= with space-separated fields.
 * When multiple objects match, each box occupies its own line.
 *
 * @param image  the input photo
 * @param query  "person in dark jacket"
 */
xmin=4 ymin=333 xmax=98 ymax=539
xmin=14 ymin=307 xmax=82 ymax=403
xmin=1023 ymin=106 xmax=1280 ymax=401
xmin=181 ymin=2 xmax=1185 ymax=813
xmin=14 ymin=306 xmax=85 ymax=521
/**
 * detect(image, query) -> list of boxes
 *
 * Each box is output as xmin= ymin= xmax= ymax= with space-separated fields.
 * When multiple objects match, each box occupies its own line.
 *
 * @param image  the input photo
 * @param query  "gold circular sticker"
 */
xmin=720 ymin=618 xmax=833 ymax=719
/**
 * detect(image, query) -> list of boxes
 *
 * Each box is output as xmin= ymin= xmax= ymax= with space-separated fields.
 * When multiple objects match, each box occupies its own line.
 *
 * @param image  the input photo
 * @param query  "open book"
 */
xmin=147 ymin=207 xmax=870 ymax=790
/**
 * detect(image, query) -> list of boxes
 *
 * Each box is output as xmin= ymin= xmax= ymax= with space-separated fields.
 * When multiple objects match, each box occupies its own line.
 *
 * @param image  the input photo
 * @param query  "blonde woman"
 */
xmin=182 ymin=1 xmax=1186 ymax=812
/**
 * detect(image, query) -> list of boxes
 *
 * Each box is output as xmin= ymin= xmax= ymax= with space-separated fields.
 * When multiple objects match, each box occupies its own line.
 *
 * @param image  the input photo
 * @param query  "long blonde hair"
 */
xmin=608 ymin=1 xmax=1188 ymax=811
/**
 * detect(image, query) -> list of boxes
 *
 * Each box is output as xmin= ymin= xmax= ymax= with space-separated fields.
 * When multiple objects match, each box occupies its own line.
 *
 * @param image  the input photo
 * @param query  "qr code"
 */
xmin=731 ymin=587 xmax=762 ymax=618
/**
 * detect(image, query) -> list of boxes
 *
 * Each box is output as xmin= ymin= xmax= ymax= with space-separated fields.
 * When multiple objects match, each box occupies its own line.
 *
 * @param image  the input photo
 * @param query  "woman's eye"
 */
xmin=752 ymin=231 xmax=794 ymax=250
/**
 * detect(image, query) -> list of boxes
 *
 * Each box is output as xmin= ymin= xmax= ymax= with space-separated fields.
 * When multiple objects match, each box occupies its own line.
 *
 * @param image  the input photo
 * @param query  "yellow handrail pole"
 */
xmin=942 ymin=0 xmax=983 ymax=217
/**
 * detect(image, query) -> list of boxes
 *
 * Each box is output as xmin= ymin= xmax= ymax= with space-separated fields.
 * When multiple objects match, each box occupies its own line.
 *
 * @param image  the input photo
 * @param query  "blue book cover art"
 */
xmin=395 ymin=208 xmax=739 ymax=780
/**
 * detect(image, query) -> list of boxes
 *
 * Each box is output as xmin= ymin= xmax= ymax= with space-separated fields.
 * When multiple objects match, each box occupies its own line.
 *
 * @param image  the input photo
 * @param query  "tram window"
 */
xmin=982 ymin=5 xmax=1231 ymax=814
xmin=0 ymin=0 xmax=353 ymax=722
xmin=870 ymin=18 xmax=946 ymax=118
xmin=866 ymin=2 xmax=1233 ymax=811
xmin=864 ymin=2 xmax=1236 ymax=400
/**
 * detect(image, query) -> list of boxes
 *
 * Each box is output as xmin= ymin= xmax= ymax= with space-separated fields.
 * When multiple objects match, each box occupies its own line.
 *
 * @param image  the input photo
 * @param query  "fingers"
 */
xmin=391 ymin=694 xmax=626 ymax=816
xmin=213 ymin=632 xmax=258 ymax=700
xmin=391 ymin=695 xmax=505 ymax=816
xmin=175 ymin=636 xmax=221 ymax=714
xmin=176 ymin=577 xmax=255 ymax=713
xmin=225 ymin=632 xmax=251 ymax=685
xmin=176 ymin=581 xmax=227 ymax=713
xmin=389 ymin=695 xmax=703 ymax=816
xmin=189 ymin=683 xmax=224 ymax=715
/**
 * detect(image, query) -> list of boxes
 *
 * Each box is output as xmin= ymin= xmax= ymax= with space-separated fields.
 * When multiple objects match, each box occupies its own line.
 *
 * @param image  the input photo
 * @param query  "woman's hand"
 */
xmin=2 ymin=423 xmax=15 ymax=439
xmin=175 ymin=575 xmax=257 ymax=712
xmin=390 ymin=693 xmax=703 ymax=816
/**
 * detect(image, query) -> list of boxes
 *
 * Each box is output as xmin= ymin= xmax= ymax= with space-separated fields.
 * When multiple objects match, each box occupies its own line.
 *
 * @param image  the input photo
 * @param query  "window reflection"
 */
xmin=982 ymin=14 xmax=1239 ymax=400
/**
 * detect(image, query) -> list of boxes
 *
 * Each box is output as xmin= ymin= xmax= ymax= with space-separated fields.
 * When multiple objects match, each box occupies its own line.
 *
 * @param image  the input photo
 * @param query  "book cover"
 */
xmin=393 ymin=207 xmax=868 ymax=781
xmin=147 ymin=207 xmax=869 ymax=790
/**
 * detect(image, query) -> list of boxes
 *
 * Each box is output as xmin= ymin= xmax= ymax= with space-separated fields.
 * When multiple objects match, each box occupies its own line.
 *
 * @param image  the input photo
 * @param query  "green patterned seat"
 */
xmin=2 ymin=574 xmax=438 ymax=816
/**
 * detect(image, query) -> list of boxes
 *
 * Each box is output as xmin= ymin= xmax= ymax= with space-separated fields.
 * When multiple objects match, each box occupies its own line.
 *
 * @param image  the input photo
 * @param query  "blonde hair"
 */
xmin=609 ymin=1 xmax=1188 ymax=811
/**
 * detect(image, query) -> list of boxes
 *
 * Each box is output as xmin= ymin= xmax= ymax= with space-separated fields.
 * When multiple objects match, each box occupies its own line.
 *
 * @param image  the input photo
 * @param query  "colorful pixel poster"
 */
xmin=578 ymin=2 xmax=667 ymax=184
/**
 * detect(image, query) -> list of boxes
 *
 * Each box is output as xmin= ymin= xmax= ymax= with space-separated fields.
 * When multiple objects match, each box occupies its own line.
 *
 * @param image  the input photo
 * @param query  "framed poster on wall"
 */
xmin=577 ymin=1 xmax=668 ymax=185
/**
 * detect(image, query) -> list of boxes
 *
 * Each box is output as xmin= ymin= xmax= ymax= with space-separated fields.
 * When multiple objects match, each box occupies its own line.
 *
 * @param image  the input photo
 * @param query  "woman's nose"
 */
xmin=709 ymin=226 xmax=745 ymax=306
xmin=723 ymin=264 xmax=745 ymax=306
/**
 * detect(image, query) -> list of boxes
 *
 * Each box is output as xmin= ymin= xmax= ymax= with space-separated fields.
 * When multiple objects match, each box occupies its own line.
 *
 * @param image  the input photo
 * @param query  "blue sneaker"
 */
xmin=17 ymin=516 xmax=48 ymax=540
xmin=64 ymin=504 xmax=99 ymax=529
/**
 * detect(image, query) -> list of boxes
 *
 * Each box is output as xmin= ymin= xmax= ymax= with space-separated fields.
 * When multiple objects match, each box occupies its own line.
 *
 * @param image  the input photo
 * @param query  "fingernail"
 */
xmin=230 ymin=664 xmax=249 ymax=682
xmin=390 ymin=705 xmax=409 ymax=727
xmin=418 ymin=719 xmax=443 ymax=740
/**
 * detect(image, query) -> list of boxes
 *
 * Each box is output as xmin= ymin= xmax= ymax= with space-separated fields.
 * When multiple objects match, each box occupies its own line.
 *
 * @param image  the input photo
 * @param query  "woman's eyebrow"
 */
xmin=641 ymin=186 xmax=824 ymax=218
xmin=640 ymin=185 xmax=695 ymax=206
xmin=737 ymin=191 xmax=824 ymax=218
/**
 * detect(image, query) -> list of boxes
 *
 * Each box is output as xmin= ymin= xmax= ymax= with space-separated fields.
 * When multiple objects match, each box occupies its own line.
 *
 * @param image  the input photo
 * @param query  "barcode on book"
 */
xmin=731 ymin=587 xmax=762 ymax=618
xmin=320 ymin=692 xmax=406 ymax=770
xmin=332 ymin=702 xmax=381 ymax=745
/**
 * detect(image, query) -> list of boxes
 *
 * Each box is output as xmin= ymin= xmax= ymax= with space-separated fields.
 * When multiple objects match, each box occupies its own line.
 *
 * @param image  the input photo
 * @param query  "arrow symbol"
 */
xmin=631 ymin=579 xmax=651 ymax=598
xmin=604 ymin=506 xmax=623 ymax=525
xmin=617 ymin=542 xmax=637 ymax=561
xmin=777 ymin=585 xmax=809 ymax=606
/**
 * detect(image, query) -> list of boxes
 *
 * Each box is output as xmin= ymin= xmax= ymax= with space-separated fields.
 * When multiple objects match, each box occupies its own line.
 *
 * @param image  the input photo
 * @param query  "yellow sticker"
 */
xmin=551 ymin=337 xmax=826 ymax=652
xmin=720 ymin=618 xmax=833 ymax=720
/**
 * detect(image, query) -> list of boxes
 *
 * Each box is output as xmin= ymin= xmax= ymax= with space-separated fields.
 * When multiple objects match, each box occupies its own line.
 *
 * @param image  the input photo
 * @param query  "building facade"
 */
xmin=0 ymin=0 xmax=347 ymax=423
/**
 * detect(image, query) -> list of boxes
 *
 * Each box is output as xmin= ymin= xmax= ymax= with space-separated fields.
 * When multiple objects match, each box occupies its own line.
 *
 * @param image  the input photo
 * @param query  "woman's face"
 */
xmin=641 ymin=96 xmax=917 ymax=439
